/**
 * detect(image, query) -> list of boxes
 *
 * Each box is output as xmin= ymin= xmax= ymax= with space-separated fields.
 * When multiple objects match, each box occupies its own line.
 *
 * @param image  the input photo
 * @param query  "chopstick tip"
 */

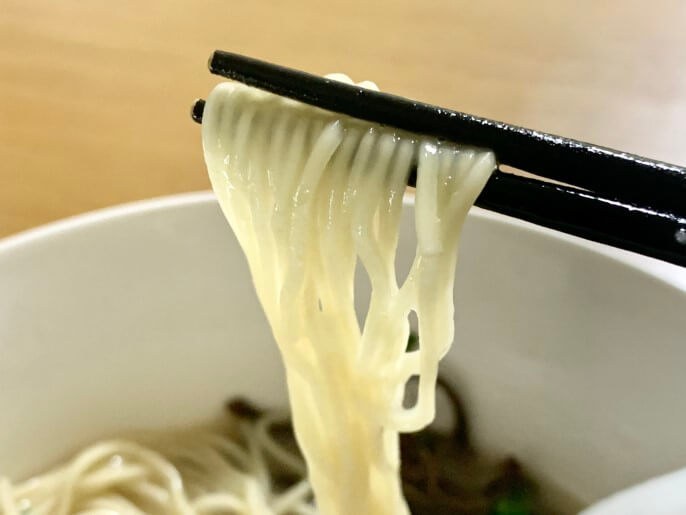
xmin=208 ymin=49 xmax=227 ymax=74
xmin=191 ymin=98 xmax=205 ymax=124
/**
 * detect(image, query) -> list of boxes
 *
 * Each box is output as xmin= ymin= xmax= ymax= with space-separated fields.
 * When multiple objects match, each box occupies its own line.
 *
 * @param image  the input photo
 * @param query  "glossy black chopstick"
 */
xmin=191 ymin=52 xmax=686 ymax=267
xmin=207 ymin=50 xmax=686 ymax=216
xmin=478 ymin=173 xmax=686 ymax=267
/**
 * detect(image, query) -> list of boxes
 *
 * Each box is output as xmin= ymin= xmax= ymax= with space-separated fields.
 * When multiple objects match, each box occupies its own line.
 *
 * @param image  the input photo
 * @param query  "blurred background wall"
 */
xmin=1 ymin=0 xmax=685 ymax=237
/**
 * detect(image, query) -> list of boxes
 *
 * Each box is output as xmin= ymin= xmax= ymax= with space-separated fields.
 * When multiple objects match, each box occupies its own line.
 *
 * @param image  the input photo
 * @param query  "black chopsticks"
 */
xmin=192 ymin=50 xmax=686 ymax=268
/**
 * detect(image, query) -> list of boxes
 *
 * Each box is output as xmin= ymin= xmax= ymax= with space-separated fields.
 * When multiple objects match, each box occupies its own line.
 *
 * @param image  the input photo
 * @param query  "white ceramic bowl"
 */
xmin=1 ymin=192 xmax=685 ymax=511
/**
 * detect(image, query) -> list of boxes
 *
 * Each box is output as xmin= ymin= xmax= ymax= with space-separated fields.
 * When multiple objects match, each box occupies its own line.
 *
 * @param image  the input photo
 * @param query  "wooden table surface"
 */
xmin=2 ymin=0 xmax=685 ymax=238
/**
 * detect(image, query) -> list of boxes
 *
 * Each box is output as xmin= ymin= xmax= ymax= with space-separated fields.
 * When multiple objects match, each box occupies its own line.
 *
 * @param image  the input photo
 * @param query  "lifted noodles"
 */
xmin=202 ymin=77 xmax=495 ymax=515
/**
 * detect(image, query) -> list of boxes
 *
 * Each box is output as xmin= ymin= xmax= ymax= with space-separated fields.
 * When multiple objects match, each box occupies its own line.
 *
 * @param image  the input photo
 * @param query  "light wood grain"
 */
xmin=2 ymin=0 xmax=685 ymax=237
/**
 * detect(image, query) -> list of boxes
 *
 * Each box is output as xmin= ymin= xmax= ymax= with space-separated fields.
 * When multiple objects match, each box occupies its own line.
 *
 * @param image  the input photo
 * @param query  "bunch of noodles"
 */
xmin=0 ymin=406 xmax=314 ymax=515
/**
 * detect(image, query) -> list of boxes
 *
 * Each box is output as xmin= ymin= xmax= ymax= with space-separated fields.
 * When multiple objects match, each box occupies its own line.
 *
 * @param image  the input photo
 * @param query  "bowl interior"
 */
xmin=1 ymin=192 xmax=685 ymax=508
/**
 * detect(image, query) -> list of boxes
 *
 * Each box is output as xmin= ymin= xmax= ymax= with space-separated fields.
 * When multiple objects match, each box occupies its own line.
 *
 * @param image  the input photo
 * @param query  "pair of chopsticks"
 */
xmin=192 ymin=50 xmax=686 ymax=268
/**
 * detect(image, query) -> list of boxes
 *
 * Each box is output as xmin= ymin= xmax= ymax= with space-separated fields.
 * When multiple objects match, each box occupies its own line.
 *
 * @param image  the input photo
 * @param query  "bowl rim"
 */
xmin=1 ymin=191 xmax=685 ymax=294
